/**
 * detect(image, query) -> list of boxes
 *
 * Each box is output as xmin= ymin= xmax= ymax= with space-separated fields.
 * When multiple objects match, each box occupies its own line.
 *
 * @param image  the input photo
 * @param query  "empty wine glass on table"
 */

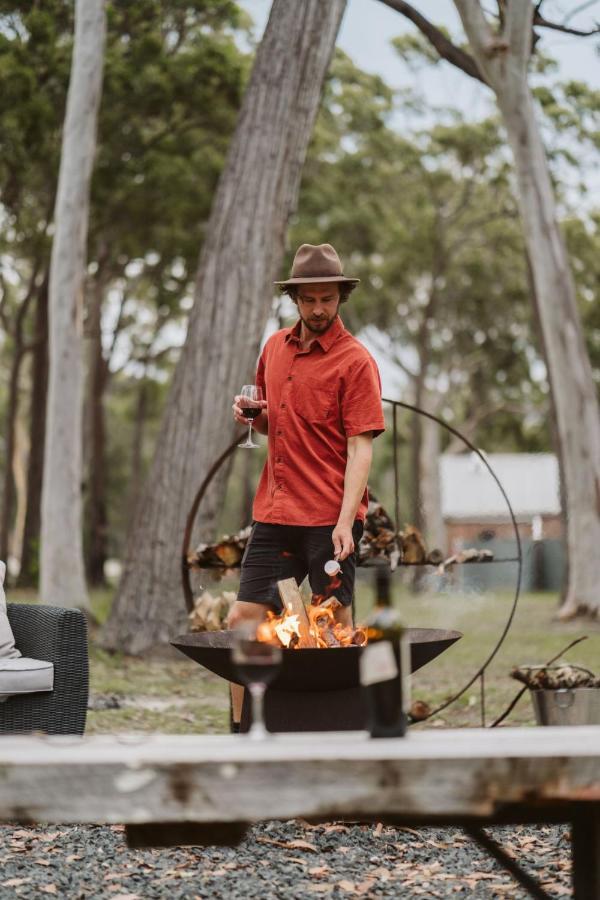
xmin=231 ymin=625 xmax=282 ymax=739
xmin=238 ymin=384 xmax=264 ymax=449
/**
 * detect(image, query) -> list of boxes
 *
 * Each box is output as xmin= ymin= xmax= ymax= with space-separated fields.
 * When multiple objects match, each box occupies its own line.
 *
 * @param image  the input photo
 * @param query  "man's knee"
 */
xmin=227 ymin=600 xmax=269 ymax=630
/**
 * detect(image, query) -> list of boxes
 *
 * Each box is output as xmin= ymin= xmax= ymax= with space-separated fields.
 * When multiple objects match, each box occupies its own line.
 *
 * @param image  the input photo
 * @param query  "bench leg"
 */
xmin=572 ymin=807 xmax=600 ymax=900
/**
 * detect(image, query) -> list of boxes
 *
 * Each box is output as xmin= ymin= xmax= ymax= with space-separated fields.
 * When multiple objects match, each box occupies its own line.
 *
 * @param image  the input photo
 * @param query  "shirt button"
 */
xmin=276 ymin=430 xmax=282 ymax=436
xmin=281 ymin=403 xmax=286 ymax=408
xmin=287 ymin=376 xmax=293 ymax=381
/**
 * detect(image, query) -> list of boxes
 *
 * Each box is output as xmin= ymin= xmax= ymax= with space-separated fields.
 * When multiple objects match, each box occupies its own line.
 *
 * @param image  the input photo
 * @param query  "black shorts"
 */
xmin=237 ymin=520 xmax=364 ymax=610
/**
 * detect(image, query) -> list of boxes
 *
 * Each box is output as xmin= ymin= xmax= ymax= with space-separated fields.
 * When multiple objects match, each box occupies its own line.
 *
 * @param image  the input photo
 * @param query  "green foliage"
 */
xmin=0 ymin=1 xmax=249 ymax=556
xmin=291 ymin=56 xmax=549 ymax=460
xmin=2 ymin=10 xmax=599 ymax=563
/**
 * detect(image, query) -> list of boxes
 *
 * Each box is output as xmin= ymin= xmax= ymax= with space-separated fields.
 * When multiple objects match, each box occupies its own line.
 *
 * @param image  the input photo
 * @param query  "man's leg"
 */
xmin=304 ymin=520 xmax=364 ymax=625
xmin=227 ymin=600 xmax=270 ymax=726
xmin=228 ymin=523 xmax=306 ymax=729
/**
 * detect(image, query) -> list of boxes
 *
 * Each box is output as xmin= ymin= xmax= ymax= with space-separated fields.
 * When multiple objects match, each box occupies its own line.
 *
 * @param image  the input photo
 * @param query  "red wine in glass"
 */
xmin=238 ymin=384 xmax=263 ymax=449
xmin=234 ymin=656 xmax=280 ymax=689
xmin=240 ymin=407 xmax=261 ymax=420
xmin=232 ymin=633 xmax=282 ymax=739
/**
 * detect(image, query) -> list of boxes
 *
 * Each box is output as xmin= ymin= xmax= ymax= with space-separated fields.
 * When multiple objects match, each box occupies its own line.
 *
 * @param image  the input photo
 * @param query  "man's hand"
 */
xmin=332 ymin=521 xmax=354 ymax=561
xmin=232 ymin=394 xmax=268 ymax=426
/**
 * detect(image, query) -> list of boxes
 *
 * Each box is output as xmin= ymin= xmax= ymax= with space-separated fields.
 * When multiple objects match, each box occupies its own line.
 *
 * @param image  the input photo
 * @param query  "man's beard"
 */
xmin=299 ymin=311 xmax=338 ymax=335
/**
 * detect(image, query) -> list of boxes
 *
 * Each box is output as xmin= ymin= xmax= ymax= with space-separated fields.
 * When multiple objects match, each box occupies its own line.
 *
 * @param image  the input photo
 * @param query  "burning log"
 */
xmin=277 ymin=578 xmax=318 ymax=648
xmin=256 ymin=578 xmax=366 ymax=650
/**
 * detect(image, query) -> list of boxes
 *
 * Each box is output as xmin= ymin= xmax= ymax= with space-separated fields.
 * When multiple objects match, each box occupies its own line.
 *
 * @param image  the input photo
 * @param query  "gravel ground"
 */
xmin=0 ymin=820 xmax=571 ymax=899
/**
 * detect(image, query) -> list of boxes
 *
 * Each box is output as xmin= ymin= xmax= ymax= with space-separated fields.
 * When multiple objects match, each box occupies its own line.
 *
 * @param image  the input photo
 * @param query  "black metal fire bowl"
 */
xmin=171 ymin=627 xmax=462 ymax=691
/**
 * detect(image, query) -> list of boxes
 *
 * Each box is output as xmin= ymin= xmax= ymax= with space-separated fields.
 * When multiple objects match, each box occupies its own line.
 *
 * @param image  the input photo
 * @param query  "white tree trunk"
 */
xmin=102 ymin=0 xmax=348 ymax=653
xmin=40 ymin=0 xmax=106 ymax=608
xmin=455 ymin=0 xmax=600 ymax=617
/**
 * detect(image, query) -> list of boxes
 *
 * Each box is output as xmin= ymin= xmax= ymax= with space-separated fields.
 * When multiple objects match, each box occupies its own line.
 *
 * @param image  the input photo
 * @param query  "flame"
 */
xmin=256 ymin=610 xmax=301 ymax=648
xmin=256 ymin=598 xmax=367 ymax=650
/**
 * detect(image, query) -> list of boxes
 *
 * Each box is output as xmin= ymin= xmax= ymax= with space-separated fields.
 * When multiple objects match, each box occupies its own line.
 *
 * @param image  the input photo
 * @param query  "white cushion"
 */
xmin=0 ymin=560 xmax=20 ymax=661
xmin=0 ymin=656 xmax=54 ymax=701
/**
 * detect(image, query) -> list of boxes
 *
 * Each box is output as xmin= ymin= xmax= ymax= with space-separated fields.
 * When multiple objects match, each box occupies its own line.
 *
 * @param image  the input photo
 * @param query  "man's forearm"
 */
xmin=337 ymin=435 xmax=372 ymax=526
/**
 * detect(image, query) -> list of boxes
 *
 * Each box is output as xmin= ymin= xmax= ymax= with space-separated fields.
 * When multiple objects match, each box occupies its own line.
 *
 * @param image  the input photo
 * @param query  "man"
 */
xmin=229 ymin=243 xmax=385 ymax=727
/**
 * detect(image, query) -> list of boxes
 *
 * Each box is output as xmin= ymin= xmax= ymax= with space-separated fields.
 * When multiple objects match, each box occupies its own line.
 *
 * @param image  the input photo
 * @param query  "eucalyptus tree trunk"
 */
xmin=0 ymin=265 xmax=40 ymax=563
xmin=84 ymin=271 xmax=110 ymax=586
xmin=40 ymin=0 xmax=106 ymax=608
xmin=17 ymin=277 xmax=48 ymax=587
xmin=454 ymin=0 xmax=600 ymax=617
xmin=102 ymin=0 xmax=349 ymax=653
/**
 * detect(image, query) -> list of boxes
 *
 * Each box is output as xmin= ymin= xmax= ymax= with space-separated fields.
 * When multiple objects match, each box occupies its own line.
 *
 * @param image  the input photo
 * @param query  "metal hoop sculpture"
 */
xmin=182 ymin=401 xmax=523 ymax=725
xmin=382 ymin=398 xmax=523 ymax=724
xmin=181 ymin=436 xmax=241 ymax=614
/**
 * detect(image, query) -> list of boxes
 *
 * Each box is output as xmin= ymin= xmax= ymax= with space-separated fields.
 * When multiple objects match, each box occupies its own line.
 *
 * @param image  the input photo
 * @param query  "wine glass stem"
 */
xmin=248 ymin=683 xmax=267 ymax=738
xmin=247 ymin=422 xmax=253 ymax=444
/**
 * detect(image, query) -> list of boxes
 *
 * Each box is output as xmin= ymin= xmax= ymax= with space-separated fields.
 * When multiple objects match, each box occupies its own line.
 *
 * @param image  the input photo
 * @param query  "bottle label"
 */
xmin=360 ymin=641 xmax=398 ymax=686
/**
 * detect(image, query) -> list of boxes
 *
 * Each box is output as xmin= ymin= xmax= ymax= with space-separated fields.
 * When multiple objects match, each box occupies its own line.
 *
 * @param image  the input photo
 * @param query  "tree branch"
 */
xmin=533 ymin=11 xmax=600 ymax=36
xmin=377 ymin=0 xmax=488 ymax=85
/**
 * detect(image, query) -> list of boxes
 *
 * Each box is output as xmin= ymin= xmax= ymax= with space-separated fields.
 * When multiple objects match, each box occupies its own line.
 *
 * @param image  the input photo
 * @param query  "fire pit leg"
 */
xmin=240 ymin=686 xmax=367 ymax=733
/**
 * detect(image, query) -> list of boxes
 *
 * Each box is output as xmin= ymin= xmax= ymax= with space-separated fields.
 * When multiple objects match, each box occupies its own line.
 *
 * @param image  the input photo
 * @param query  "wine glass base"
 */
xmin=238 ymin=439 xmax=259 ymax=449
xmin=247 ymin=722 xmax=270 ymax=740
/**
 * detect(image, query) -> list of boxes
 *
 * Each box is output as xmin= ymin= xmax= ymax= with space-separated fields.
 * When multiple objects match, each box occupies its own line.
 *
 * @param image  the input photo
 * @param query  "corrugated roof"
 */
xmin=440 ymin=453 xmax=560 ymax=519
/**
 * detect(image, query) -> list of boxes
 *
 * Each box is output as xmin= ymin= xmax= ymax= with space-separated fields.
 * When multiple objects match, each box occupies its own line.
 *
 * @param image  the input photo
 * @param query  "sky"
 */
xmin=241 ymin=0 xmax=599 ymax=115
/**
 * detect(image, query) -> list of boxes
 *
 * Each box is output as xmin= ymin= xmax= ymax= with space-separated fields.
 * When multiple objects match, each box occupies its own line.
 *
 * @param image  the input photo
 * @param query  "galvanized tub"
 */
xmin=531 ymin=687 xmax=600 ymax=726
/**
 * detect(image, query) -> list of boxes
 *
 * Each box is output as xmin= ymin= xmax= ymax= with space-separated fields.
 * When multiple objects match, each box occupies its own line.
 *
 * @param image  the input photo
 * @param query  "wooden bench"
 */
xmin=1 ymin=727 xmax=599 ymax=898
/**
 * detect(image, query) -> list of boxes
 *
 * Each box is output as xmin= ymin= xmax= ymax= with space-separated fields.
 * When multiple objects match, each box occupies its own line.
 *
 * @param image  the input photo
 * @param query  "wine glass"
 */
xmin=231 ymin=624 xmax=282 ymax=739
xmin=238 ymin=384 xmax=263 ymax=449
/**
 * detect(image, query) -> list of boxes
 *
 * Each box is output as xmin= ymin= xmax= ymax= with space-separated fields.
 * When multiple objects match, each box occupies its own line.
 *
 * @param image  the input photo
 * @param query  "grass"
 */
xmin=7 ymin=577 xmax=600 ymax=734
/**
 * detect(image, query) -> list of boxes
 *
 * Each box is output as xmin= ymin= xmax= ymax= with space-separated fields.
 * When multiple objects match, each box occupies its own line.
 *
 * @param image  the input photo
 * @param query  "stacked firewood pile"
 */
xmin=187 ymin=500 xmax=493 ymax=574
xmin=188 ymin=590 xmax=236 ymax=632
xmin=190 ymin=525 xmax=252 ymax=572
xmin=511 ymin=664 xmax=600 ymax=689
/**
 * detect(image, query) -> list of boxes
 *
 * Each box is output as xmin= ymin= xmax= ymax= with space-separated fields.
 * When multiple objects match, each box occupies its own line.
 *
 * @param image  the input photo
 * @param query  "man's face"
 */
xmin=296 ymin=284 xmax=340 ymax=335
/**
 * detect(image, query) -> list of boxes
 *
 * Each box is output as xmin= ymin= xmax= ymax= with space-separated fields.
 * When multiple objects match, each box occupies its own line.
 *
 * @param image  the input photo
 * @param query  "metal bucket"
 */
xmin=531 ymin=687 xmax=600 ymax=726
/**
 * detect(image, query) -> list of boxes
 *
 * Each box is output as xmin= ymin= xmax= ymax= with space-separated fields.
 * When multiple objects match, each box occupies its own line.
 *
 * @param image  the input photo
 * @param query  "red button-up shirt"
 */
xmin=253 ymin=315 xmax=385 ymax=526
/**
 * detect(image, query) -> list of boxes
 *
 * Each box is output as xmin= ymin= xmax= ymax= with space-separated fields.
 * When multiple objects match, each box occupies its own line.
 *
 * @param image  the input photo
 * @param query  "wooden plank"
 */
xmin=0 ymin=729 xmax=599 ymax=825
xmin=277 ymin=577 xmax=317 ymax=648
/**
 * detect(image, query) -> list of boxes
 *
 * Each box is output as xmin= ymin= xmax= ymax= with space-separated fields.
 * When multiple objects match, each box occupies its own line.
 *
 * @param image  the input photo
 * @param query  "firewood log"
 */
xmin=277 ymin=578 xmax=318 ymax=648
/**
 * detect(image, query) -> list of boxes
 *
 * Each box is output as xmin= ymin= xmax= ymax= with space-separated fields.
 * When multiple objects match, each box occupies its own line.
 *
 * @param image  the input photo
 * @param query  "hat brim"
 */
xmin=274 ymin=275 xmax=360 ymax=286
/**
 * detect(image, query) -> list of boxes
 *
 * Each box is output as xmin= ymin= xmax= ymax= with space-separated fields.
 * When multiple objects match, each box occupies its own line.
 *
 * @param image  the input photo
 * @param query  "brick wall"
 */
xmin=445 ymin=515 xmax=563 ymax=551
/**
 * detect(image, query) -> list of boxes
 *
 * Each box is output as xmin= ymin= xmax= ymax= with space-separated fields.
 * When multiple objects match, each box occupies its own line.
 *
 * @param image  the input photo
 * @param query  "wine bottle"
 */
xmin=359 ymin=594 xmax=409 ymax=738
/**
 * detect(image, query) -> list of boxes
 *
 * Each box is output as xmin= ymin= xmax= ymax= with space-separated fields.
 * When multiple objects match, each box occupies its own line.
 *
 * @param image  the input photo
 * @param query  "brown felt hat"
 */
xmin=274 ymin=243 xmax=359 ymax=293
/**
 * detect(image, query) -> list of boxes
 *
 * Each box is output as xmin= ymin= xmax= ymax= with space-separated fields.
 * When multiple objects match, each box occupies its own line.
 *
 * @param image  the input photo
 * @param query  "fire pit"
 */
xmin=171 ymin=627 xmax=461 ymax=732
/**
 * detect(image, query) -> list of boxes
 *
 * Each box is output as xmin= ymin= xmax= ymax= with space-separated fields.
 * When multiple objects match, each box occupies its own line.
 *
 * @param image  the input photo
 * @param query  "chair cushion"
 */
xmin=0 ymin=656 xmax=54 ymax=701
xmin=0 ymin=561 xmax=20 ymax=660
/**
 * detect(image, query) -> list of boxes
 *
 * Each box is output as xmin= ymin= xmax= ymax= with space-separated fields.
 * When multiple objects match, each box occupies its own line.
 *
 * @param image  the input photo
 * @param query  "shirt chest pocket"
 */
xmin=293 ymin=376 xmax=337 ymax=424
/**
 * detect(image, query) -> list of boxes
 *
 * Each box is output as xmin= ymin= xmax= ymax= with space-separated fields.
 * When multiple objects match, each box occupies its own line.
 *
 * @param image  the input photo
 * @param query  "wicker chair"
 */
xmin=0 ymin=604 xmax=89 ymax=735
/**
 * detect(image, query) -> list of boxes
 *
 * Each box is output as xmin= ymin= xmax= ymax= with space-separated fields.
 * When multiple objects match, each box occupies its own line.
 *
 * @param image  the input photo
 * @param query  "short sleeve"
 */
xmin=341 ymin=354 xmax=385 ymax=439
xmin=256 ymin=351 xmax=266 ymax=398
